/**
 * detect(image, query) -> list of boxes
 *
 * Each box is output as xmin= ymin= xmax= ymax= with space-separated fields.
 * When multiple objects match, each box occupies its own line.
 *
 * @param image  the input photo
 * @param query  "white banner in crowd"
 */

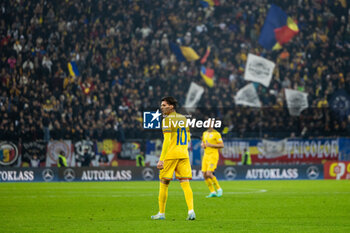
xmin=184 ymin=82 xmax=204 ymax=111
xmin=234 ymin=83 xmax=261 ymax=108
xmin=244 ymin=53 xmax=275 ymax=87
xmin=261 ymin=139 xmax=287 ymax=158
xmin=46 ymin=140 xmax=75 ymax=167
xmin=285 ymin=89 xmax=308 ymax=116
xmin=74 ymin=140 xmax=98 ymax=167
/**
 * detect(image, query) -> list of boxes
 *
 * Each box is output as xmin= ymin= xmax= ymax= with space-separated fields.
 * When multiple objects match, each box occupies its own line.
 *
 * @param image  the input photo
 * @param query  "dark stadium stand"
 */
xmin=0 ymin=0 xmax=349 ymax=143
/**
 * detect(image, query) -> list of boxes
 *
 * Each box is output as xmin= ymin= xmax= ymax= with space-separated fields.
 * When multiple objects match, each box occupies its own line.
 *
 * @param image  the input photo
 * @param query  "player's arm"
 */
xmin=159 ymin=132 xmax=171 ymax=161
xmin=157 ymin=129 xmax=171 ymax=169
xmin=206 ymin=141 xmax=224 ymax=148
xmin=200 ymin=133 xmax=206 ymax=148
xmin=187 ymin=125 xmax=191 ymax=143
xmin=206 ymin=134 xmax=224 ymax=148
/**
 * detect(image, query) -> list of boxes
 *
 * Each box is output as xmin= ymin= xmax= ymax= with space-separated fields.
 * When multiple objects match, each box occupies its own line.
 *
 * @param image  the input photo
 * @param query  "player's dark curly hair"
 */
xmin=161 ymin=96 xmax=177 ymax=109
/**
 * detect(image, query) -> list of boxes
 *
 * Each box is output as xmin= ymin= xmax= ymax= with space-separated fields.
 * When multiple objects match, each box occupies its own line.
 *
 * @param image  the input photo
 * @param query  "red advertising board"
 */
xmin=324 ymin=161 xmax=350 ymax=180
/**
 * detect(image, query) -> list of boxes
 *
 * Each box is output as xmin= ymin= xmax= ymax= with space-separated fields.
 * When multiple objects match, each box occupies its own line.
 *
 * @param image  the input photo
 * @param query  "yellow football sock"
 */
xmin=212 ymin=176 xmax=221 ymax=190
xmin=205 ymin=178 xmax=215 ymax=193
xmin=159 ymin=182 xmax=169 ymax=214
xmin=180 ymin=181 xmax=194 ymax=211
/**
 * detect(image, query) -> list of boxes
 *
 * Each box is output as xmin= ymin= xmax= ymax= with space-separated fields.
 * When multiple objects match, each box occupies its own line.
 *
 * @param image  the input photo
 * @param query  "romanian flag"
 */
xmin=200 ymin=0 xmax=220 ymax=8
xmin=170 ymin=42 xmax=199 ymax=62
xmin=258 ymin=4 xmax=299 ymax=50
xmin=200 ymin=0 xmax=214 ymax=8
xmin=67 ymin=61 xmax=80 ymax=77
xmin=0 ymin=148 xmax=16 ymax=163
xmin=200 ymin=66 xmax=214 ymax=87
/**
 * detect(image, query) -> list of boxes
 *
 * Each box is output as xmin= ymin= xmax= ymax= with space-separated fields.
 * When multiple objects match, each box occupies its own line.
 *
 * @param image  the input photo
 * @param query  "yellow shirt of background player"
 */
xmin=161 ymin=111 xmax=190 ymax=160
xmin=202 ymin=129 xmax=223 ymax=158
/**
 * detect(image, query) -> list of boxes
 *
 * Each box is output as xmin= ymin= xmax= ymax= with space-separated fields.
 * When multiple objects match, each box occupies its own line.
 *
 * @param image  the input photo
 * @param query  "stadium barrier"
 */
xmin=0 ymin=164 xmax=323 ymax=182
xmin=1 ymin=138 xmax=349 ymax=167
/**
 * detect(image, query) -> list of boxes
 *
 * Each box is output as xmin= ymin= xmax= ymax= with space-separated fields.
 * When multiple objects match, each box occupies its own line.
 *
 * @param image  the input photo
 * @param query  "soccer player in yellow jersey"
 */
xmin=151 ymin=97 xmax=195 ymax=220
xmin=201 ymin=126 xmax=224 ymax=197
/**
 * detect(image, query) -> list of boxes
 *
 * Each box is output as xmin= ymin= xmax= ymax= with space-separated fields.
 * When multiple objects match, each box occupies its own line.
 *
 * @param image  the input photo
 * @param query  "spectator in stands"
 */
xmin=98 ymin=150 xmax=110 ymax=167
xmin=30 ymin=154 xmax=40 ymax=168
xmin=81 ymin=148 xmax=92 ymax=167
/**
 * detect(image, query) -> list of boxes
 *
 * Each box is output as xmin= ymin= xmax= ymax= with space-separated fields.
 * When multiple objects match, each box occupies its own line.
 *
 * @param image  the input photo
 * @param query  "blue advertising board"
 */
xmin=0 ymin=164 xmax=323 ymax=182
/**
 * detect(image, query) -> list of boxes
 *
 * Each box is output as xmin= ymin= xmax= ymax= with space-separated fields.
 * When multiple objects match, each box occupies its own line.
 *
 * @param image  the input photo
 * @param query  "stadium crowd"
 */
xmin=1 ymin=0 xmax=350 ymax=142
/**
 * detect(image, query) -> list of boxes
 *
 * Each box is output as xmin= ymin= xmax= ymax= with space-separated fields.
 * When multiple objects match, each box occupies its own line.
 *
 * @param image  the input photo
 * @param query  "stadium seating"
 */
xmin=0 ymin=0 xmax=349 ymax=142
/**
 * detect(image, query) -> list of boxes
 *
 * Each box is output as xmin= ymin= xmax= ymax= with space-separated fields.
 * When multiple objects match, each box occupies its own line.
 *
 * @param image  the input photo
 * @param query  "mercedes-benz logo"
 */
xmin=64 ymin=168 xmax=75 ymax=181
xmin=224 ymin=167 xmax=237 ymax=180
xmin=307 ymin=166 xmax=319 ymax=180
xmin=42 ymin=169 xmax=54 ymax=182
xmin=142 ymin=168 xmax=154 ymax=181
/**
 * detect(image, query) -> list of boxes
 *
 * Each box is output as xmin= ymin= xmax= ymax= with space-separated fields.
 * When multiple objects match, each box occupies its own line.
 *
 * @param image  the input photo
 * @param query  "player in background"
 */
xmin=151 ymin=96 xmax=195 ymax=220
xmin=201 ymin=126 xmax=224 ymax=197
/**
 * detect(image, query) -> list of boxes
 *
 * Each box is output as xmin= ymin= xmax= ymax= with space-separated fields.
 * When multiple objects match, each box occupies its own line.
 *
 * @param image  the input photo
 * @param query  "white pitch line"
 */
xmin=224 ymin=189 xmax=267 ymax=194
xmin=0 ymin=186 xmax=159 ymax=190
xmin=3 ymin=190 xmax=350 ymax=199
xmin=0 ymin=189 xmax=269 ymax=198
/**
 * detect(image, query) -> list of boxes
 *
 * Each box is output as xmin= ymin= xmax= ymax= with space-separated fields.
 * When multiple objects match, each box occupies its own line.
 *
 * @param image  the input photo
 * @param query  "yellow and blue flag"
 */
xmin=200 ymin=0 xmax=214 ymax=8
xmin=258 ymin=4 xmax=299 ymax=50
xmin=200 ymin=0 xmax=220 ymax=8
xmin=67 ymin=61 xmax=80 ymax=77
xmin=170 ymin=42 xmax=199 ymax=62
xmin=200 ymin=66 xmax=214 ymax=87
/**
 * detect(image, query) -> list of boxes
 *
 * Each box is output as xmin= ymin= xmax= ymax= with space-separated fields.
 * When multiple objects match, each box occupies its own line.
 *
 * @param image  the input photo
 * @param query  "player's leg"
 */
xmin=208 ymin=156 xmax=222 ymax=196
xmin=151 ymin=179 xmax=170 ymax=219
xmin=205 ymin=171 xmax=217 ymax=197
xmin=207 ymin=171 xmax=223 ymax=197
xmin=203 ymin=171 xmax=216 ymax=197
xmin=202 ymin=156 xmax=216 ymax=197
xmin=176 ymin=159 xmax=195 ymax=220
xmin=180 ymin=179 xmax=195 ymax=220
xmin=211 ymin=175 xmax=223 ymax=197
xmin=151 ymin=160 xmax=176 ymax=220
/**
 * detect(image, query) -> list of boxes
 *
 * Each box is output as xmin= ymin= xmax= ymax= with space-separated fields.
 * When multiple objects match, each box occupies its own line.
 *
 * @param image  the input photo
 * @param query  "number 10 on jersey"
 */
xmin=176 ymin=128 xmax=187 ymax=145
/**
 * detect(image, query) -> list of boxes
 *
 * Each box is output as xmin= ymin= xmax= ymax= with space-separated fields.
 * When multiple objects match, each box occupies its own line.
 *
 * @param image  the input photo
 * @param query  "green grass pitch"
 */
xmin=1 ymin=180 xmax=349 ymax=233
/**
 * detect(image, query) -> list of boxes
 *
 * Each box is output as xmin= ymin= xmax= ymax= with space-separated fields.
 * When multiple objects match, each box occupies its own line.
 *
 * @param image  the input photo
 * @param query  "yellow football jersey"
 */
xmin=202 ymin=129 xmax=223 ymax=157
xmin=162 ymin=111 xmax=190 ymax=160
